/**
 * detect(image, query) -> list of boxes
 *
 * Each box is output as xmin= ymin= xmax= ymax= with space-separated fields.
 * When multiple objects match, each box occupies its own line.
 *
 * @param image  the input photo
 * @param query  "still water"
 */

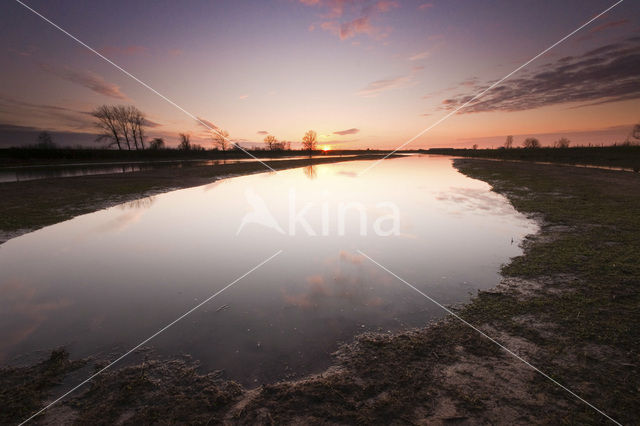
xmin=0 ymin=155 xmax=355 ymax=183
xmin=0 ymin=156 xmax=537 ymax=385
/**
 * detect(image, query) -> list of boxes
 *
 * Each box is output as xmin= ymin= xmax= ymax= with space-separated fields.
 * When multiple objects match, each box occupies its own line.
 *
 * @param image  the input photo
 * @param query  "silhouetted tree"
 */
xmin=92 ymin=105 xmax=123 ymax=150
xmin=264 ymin=135 xmax=277 ymax=150
xmin=554 ymin=137 xmax=570 ymax=148
xmin=149 ymin=138 xmax=165 ymax=149
xmin=36 ymin=131 xmax=56 ymax=149
xmin=93 ymin=105 xmax=149 ymax=150
xmin=472 ymin=144 xmax=478 ymax=150
xmin=302 ymin=130 xmax=317 ymax=152
xmin=505 ymin=135 xmax=513 ymax=149
xmin=523 ymin=137 xmax=540 ymax=148
xmin=212 ymin=129 xmax=230 ymax=151
xmin=632 ymin=123 xmax=640 ymax=141
xmin=130 ymin=107 xmax=147 ymax=149
xmin=178 ymin=133 xmax=191 ymax=150
xmin=112 ymin=105 xmax=134 ymax=150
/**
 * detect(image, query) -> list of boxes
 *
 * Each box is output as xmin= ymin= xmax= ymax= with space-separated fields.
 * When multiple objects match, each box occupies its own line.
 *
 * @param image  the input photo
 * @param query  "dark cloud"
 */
xmin=143 ymin=118 xmax=161 ymax=128
xmin=0 ymin=123 xmax=98 ymax=148
xmin=257 ymin=130 xmax=269 ymax=135
xmin=40 ymin=64 xmax=128 ymax=100
xmin=442 ymin=37 xmax=640 ymax=113
xmin=333 ymin=127 xmax=359 ymax=135
xmin=0 ymin=96 xmax=93 ymax=131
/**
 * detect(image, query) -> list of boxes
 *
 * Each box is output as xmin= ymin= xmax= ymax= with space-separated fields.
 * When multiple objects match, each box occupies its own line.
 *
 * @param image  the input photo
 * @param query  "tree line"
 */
xmin=500 ymin=134 xmax=569 ymax=149
xmin=92 ymin=104 xmax=322 ymax=152
xmin=263 ymin=130 xmax=317 ymax=151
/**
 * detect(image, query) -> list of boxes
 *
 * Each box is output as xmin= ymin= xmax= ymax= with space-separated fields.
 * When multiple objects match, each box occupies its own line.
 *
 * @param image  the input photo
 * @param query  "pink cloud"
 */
xmin=301 ymin=0 xmax=396 ymax=40
xmin=334 ymin=127 xmax=360 ymax=135
xmin=358 ymin=74 xmax=413 ymax=97
xmin=409 ymin=50 xmax=431 ymax=61
xmin=576 ymin=19 xmax=630 ymax=42
xmin=591 ymin=19 xmax=629 ymax=34
xmin=100 ymin=45 xmax=148 ymax=57
xmin=418 ymin=2 xmax=433 ymax=10
xmin=375 ymin=0 xmax=399 ymax=13
xmin=340 ymin=16 xmax=375 ymax=39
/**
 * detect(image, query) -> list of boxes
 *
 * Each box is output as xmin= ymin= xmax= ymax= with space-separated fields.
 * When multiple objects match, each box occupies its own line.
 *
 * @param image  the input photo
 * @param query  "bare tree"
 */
xmin=302 ymin=130 xmax=317 ymax=152
xmin=36 ymin=131 xmax=56 ymax=149
xmin=632 ymin=123 xmax=640 ymax=141
xmin=264 ymin=135 xmax=277 ymax=150
xmin=112 ymin=105 xmax=134 ymax=150
xmin=93 ymin=105 xmax=123 ymax=150
xmin=505 ymin=135 xmax=513 ymax=149
xmin=212 ymin=129 xmax=230 ymax=151
xmin=178 ymin=133 xmax=191 ymax=150
xmin=149 ymin=138 xmax=165 ymax=149
xmin=130 ymin=107 xmax=147 ymax=149
xmin=523 ymin=137 xmax=540 ymax=148
xmin=554 ymin=137 xmax=570 ymax=148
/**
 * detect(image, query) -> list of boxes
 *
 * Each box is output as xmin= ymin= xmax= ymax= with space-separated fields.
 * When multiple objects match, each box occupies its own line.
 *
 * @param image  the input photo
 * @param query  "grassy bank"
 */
xmin=427 ymin=145 xmax=640 ymax=171
xmin=2 ymin=159 xmax=638 ymax=424
xmin=0 ymin=154 xmax=386 ymax=245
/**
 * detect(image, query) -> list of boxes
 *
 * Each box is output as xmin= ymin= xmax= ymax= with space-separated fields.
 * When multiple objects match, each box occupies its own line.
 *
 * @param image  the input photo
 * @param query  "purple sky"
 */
xmin=1 ymin=0 xmax=639 ymax=149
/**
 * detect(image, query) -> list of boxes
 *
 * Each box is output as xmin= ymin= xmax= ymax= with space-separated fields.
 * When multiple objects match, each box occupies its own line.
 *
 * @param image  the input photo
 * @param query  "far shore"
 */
xmin=0 ymin=153 xmax=397 ymax=245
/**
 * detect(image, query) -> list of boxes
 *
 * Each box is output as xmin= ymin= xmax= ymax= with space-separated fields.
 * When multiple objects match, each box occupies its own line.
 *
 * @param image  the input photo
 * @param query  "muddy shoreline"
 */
xmin=2 ymin=158 xmax=638 ymax=424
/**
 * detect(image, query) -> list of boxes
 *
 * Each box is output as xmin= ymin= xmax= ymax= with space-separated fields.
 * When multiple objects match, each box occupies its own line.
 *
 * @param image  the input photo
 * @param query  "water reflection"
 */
xmin=0 ymin=155 xmax=355 ymax=183
xmin=303 ymin=165 xmax=317 ymax=180
xmin=0 ymin=155 xmax=537 ymax=385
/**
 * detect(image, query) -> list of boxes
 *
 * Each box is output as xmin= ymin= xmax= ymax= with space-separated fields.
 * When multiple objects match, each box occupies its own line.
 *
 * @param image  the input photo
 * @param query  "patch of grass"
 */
xmin=454 ymin=159 xmax=640 ymax=424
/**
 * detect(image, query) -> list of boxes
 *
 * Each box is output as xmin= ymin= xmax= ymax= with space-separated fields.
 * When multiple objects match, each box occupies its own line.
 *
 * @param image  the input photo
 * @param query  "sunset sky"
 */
xmin=1 ymin=0 xmax=638 ymax=149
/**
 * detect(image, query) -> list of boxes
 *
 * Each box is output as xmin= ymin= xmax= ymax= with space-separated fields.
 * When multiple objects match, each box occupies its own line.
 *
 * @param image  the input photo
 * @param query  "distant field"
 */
xmin=427 ymin=146 xmax=640 ymax=171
